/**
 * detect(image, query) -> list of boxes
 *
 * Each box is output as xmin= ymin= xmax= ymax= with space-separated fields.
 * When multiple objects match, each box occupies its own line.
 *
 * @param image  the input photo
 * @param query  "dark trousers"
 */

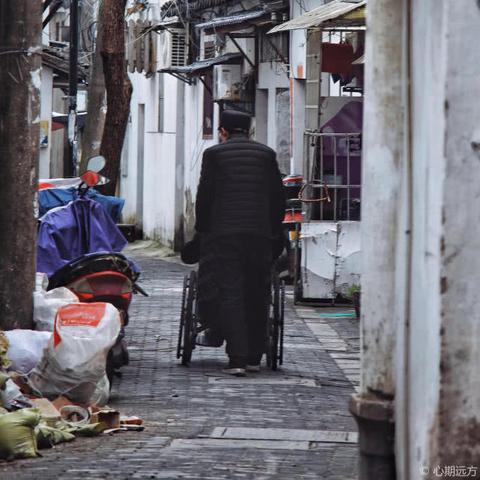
xmin=203 ymin=234 xmax=272 ymax=367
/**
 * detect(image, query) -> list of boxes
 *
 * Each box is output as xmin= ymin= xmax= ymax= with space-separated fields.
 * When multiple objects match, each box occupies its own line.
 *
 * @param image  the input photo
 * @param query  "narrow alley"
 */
xmin=0 ymin=252 xmax=359 ymax=480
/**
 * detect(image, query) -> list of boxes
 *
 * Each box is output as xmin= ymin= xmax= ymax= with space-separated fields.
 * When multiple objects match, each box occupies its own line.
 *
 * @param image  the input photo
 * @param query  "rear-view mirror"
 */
xmin=86 ymin=155 xmax=106 ymax=173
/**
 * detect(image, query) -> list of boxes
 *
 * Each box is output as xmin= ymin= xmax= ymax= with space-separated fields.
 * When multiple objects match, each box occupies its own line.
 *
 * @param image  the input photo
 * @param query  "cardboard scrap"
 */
xmin=91 ymin=409 xmax=120 ymax=430
xmin=29 ymin=398 xmax=61 ymax=426
xmin=120 ymin=416 xmax=143 ymax=426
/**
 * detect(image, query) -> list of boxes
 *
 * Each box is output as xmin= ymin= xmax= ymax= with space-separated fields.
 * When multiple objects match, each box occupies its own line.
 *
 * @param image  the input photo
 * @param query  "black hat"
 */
xmin=219 ymin=110 xmax=251 ymax=133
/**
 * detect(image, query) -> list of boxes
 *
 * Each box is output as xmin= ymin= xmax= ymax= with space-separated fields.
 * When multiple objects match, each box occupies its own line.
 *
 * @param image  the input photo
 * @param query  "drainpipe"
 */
xmin=349 ymin=0 xmax=407 ymax=478
xmin=174 ymin=80 xmax=185 ymax=251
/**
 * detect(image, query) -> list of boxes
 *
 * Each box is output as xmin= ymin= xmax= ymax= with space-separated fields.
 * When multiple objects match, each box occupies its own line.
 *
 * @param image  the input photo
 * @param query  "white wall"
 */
xmin=291 ymin=79 xmax=305 ymax=174
xmin=121 ymin=66 xmax=181 ymax=246
xmin=39 ymin=68 xmax=53 ymax=178
xmin=288 ymin=0 xmax=326 ymax=175
xmin=289 ymin=0 xmax=326 ymax=80
xmin=257 ymin=62 xmax=290 ymax=172
xmin=182 ymin=80 xmax=218 ymax=240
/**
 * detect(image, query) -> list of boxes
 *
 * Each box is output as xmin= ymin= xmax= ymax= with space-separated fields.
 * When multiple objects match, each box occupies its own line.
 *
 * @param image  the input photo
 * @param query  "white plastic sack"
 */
xmin=28 ymin=302 xmax=120 ymax=404
xmin=35 ymin=272 xmax=49 ymax=292
xmin=5 ymin=330 xmax=52 ymax=374
xmin=34 ymin=286 xmax=78 ymax=332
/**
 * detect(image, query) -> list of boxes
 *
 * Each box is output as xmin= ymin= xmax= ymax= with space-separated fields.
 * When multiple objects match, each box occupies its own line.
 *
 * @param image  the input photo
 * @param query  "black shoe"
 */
xmin=196 ymin=328 xmax=223 ymax=347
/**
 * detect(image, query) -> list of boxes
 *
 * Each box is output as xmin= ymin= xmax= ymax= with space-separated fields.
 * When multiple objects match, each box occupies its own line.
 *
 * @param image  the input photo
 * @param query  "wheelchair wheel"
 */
xmin=266 ymin=273 xmax=284 ymax=370
xmin=279 ymin=280 xmax=285 ymax=366
xmin=177 ymin=270 xmax=197 ymax=365
xmin=176 ymin=274 xmax=188 ymax=360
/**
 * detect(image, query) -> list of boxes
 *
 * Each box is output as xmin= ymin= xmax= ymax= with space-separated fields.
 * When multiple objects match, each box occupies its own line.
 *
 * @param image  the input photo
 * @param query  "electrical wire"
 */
xmin=0 ymin=49 xmax=42 ymax=57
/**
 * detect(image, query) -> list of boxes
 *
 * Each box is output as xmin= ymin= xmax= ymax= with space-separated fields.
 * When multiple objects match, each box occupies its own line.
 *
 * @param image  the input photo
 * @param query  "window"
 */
xmin=203 ymin=71 xmax=214 ymax=139
xmin=158 ymin=73 xmax=165 ymax=132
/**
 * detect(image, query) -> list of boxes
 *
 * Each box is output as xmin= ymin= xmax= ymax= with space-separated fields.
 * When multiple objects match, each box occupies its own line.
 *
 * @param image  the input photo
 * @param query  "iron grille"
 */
xmin=303 ymin=131 xmax=362 ymax=222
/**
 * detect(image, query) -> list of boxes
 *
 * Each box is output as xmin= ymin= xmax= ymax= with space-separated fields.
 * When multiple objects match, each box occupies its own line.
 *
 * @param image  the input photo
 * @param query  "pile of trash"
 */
xmin=0 ymin=274 xmax=143 ymax=462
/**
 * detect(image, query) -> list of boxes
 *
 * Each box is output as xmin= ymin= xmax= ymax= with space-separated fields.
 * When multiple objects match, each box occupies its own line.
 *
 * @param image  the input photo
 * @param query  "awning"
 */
xmin=152 ymin=17 xmax=183 ymax=31
xmin=195 ymin=10 xmax=268 ymax=33
xmin=52 ymin=111 xmax=87 ymax=130
xmin=268 ymin=0 xmax=366 ymax=34
xmin=42 ymin=46 xmax=88 ymax=83
xmin=159 ymin=52 xmax=242 ymax=77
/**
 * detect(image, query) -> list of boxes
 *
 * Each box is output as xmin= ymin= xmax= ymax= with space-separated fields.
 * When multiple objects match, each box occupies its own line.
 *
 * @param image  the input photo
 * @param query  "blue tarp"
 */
xmin=37 ymin=198 xmax=128 ymax=277
xmin=38 ymin=187 xmax=125 ymax=222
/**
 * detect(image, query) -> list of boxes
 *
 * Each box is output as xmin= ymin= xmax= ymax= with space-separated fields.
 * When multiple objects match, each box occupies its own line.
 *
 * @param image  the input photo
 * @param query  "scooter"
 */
xmin=37 ymin=156 xmax=148 ymax=383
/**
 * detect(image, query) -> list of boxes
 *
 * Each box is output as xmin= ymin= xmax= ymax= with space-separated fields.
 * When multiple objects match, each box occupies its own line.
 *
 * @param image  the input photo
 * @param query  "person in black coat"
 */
xmin=193 ymin=109 xmax=285 ymax=376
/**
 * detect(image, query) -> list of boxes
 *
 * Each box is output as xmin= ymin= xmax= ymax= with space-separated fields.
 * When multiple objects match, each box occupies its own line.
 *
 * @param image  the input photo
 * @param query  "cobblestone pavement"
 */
xmin=0 ymin=254 xmax=360 ymax=480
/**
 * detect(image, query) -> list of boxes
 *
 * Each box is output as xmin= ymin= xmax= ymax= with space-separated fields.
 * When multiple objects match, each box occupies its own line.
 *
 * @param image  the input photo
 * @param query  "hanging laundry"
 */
xmin=321 ymin=42 xmax=355 ymax=75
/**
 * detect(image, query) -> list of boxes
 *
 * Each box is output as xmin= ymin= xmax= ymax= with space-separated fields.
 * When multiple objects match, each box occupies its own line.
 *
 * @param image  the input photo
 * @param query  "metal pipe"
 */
xmin=67 ymin=0 xmax=79 ymax=176
xmin=347 ymin=135 xmax=351 ymax=220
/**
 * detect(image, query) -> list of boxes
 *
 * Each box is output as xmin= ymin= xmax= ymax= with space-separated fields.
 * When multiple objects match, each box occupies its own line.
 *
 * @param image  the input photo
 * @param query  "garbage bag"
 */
xmin=28 ymin=302 xmax=121 ymax=405
xmin=58 ymin=421 xmax=108 ymax=437
xmin=35 ymin=272 xmax=49 ymax=292
xmin=0 ymin=408 xmax=41 ymax=460
xmin=4 ymin=330 xmax=52 ymax=374
xmin=34 ymin=285 xmax=78 ymax=332
xmin=0 ymin=378 xmax=32 ymax=410
xmin=90 ymin=374 xmax=110 ymax=407
xmin=35 ymin=425 xmax=75 ymax=449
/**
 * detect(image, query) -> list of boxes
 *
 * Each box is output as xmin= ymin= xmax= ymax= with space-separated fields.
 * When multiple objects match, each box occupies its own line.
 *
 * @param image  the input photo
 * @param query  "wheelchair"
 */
xmin=177 ymin=269 xmax=285 ymax=370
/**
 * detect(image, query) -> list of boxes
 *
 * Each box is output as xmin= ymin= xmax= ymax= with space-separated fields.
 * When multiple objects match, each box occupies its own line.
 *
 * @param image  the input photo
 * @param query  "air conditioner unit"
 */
xmin=158 ymin=28 xmax=188 ymax=69
xmin=213 ymin=64 xmax=242 ymax=101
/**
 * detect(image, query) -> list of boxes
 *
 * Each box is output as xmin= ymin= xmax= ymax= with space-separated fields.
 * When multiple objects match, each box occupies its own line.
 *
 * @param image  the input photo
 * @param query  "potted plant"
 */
xmin=348 ymin=284 xmax=361 ymax=319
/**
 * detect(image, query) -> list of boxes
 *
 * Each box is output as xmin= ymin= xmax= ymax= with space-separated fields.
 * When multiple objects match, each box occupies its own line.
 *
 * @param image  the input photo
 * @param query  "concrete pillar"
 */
xmin=349 ymin=0 xmax=407 ymax=477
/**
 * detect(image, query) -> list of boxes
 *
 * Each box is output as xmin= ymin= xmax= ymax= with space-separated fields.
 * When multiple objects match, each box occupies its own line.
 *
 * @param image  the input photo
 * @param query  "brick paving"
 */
xmin=0 ymin=254 xmax=360 ymax=480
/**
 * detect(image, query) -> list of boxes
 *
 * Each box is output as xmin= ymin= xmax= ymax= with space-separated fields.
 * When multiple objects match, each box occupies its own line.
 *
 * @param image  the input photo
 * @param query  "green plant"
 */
xmin=347 ymin=284 xmax=361 ymax=298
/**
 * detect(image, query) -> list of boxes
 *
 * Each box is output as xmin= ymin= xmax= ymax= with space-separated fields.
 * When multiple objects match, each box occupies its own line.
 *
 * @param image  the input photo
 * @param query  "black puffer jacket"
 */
xmin=195 ymin=134 xmax=286 ymax=238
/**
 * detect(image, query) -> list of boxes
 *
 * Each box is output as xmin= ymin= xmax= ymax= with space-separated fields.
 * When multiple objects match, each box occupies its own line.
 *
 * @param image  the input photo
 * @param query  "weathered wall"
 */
xmin=361 ymin=0 xmax=480 ymax=477
xmin=397 ymin=1 xmax=446 ymax=476
xmin=431 ymin=0 xmax=480 ymax=469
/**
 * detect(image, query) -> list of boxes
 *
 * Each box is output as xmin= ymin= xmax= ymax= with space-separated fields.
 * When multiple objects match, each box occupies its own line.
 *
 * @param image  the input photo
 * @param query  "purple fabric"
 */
xmin=37 ymin=198 xmax=127 ymax=277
